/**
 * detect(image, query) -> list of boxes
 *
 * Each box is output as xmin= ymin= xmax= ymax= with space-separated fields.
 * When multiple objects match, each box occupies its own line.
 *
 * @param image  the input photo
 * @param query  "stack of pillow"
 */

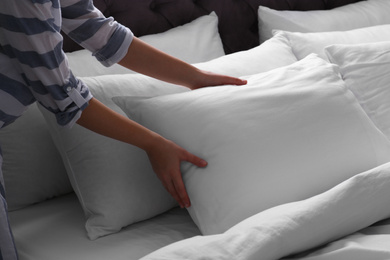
xmin=3 ymin=0 xmax=390 ymax=241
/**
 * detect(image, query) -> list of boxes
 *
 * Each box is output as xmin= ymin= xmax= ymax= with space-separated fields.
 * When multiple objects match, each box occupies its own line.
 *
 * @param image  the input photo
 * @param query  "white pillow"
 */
xmin=276 ymin=24 xmax=390 ymax=60
xmin=258 ymin=0 xmax=390 ymax=43
xmin=113 ymin=55 xmax=390 ymax=235
xmin=325 ymin=41 xmax=390 ymax=140
xmin=0 ymin=103 xmax=72 ymax=211
xmin=66 ymin=12 xmax=225 ymax=77
xmin=194 ymin=32 xmax=296 ymax=77
xmin=140 ymin=12 xmax=224 ymax=64
xmin=40 ymin=40 xmax=297 ymax=240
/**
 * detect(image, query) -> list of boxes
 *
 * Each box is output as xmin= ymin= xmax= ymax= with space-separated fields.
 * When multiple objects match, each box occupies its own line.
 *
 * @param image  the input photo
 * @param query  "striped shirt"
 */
xmin=0 ymin=0 xmax=134 ymax=129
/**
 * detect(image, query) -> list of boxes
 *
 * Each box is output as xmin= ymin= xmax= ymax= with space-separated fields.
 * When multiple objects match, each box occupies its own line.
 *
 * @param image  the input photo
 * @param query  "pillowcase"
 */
xmin=40 ymin=37 xmax=297 ymax=240
xmin=325 ymin=41 xmax=390 ymax=140
xmin=140 ymin=12 xmax=224 ymax=64
xmin=0 ymin=103 xmax=71 ymax=211
xmin=113 ymin=54 xmax=390 ymax=235
xmin=66 ymin=12 xmax=225 ymax=77
xmin=276 ymin=24 xmax=390 ymax=60
xmin=194 ymin=32 xmax=296 ymax=77
xmin=258 ymin=0 xmax=390 ymax=43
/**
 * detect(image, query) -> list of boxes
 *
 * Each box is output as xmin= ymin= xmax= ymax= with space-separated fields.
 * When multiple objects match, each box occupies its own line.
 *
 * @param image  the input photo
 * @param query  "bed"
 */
xmin=2 ymin=0 xmax=390 ymax=259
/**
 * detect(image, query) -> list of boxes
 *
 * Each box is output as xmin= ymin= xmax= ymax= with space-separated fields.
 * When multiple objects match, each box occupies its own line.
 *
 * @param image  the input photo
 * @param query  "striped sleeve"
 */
xmin=0 ymin=0 xmax=92 ymax=128
xmin=60 ymin=0 xmax=134 ymax=67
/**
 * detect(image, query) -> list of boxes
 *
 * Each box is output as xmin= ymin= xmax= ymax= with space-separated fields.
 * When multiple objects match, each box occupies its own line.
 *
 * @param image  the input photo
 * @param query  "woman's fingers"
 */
xmin=146 ymin=136 xmax=208 ymax=208
xmin=185 ymin=152 xmax=208 ymax=168
xmin=173 ymin=151 xmax=208 ymax=208
xmin=189 ymin=70 xmax=247 ymax=90
xmin=161 ymin=174 xmax=187 ymax=208
xmin=171 ymin=172 xmax=190 ymax=208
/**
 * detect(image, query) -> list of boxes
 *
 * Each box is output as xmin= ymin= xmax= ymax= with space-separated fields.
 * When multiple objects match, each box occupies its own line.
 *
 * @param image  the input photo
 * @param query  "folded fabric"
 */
xmin=140 ymin=162 xmax=390 ymax=260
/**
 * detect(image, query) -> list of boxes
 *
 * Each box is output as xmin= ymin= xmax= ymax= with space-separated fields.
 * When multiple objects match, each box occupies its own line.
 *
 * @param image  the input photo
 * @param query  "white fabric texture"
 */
xmin=140 ymin=162 xmax=390 ymax=260
xmin=325 ymin=41 xmax=390 ymax=140
xmin=0 ymin=103 xmax=71 ymax=211
xmin=258 ymin=0 xmax=390 ymax=43
xmin=276 ymin=24 xmax=390 ymax=60
xmin=40 ymin=36 xmax=297 ymax=240
xmin=113 ymin=55 xmax=390 ymax=235
xmin=9 ymin=194 xmax=200 ymax=260
xmin=66 ymin=12 xmax=225 ymax=77
xmin=194 ymin=32 xmax=297 ymax=77
xmin=285 ymin=219 xmax=390 ymax=260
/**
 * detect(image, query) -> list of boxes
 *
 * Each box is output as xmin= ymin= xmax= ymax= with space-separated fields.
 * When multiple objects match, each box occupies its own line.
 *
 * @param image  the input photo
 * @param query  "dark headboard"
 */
xmin=63 ymin=0 xmax=364 ymax=54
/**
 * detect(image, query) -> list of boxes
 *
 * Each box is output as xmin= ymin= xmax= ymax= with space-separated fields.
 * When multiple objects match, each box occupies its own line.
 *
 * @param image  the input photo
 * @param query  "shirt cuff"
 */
xmin=55 ymin=76 xmax=93 ymax=129
xmin=93 ymin=25 xmax=134 ymax=67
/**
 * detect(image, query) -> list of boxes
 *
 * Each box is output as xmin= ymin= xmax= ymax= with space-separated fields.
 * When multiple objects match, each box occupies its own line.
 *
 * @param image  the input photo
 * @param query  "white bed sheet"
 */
xmin=8 ymin=169 xmax=390 ymax=260
xmin=285 ymin=218 xmax=390 ymax=260
xmin=8 ymin=193 xmax=200 ymax=260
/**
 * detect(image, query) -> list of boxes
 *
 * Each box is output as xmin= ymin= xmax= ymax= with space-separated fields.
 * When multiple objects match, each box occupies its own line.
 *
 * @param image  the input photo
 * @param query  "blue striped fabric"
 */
xmin=0 ymin=0 xmax=133 ymax=129
xmin=0 ymin=0 xmax=133 ymax=257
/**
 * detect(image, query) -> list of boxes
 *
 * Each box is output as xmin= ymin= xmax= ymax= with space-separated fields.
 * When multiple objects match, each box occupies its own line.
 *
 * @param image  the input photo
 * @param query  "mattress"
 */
xmin=8 ymin=193 xmax=200 ymax=260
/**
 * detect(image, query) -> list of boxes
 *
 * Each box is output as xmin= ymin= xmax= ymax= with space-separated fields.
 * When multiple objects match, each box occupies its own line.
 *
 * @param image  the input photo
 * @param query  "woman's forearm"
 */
xmin=118 ymin=37 xmax=198 ymax=87
xmin=76 ymin=97 xmax=158 ymax=151
xmin=118 ymin=37 xmax=247 ymax=89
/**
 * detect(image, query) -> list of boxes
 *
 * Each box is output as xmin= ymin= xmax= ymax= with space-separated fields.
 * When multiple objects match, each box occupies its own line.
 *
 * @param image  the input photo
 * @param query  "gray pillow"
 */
xmin=0 ymin=103 xmax=72 ymax=211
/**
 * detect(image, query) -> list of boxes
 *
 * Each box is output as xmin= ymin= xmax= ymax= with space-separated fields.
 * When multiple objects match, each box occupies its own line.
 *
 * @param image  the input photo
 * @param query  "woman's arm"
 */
xmin=77 ymin=98 xmax=206 ymax=208
xmin=119 ymin=37 xmax=247 ymax=89
xmin=78 ymin=38 xmax=247 ymax=207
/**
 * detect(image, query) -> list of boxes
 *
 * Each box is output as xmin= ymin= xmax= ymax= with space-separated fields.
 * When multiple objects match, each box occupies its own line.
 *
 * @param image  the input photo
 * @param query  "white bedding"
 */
xmin=8 ymin=193 xmax=200 ymax=260
xmin=8 ymin=1 xmax=390 ymax=258
xmin=9 ymin=169 xmax=390 ymax=260
xmin=285 ymin=219 xmax=390 ymax=260
xmin=141 ymin=162 xmax=390 ymax=260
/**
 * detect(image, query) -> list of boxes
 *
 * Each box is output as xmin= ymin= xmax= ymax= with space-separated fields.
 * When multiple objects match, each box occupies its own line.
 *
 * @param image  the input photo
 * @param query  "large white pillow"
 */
xmin=276 ymin=24 xmax=390 ymax=60
xmin=40 ymin=39 xmax=297 ymax=240
xmin=113 ymin=55 xmax=390 ymax=235
xmin=325 ymin=41 xmax=390 ymax=140
xmin=258 ymin=0 xmax=390 ymax=43
xmin=66 ymin=12 xmax=225 ymax=77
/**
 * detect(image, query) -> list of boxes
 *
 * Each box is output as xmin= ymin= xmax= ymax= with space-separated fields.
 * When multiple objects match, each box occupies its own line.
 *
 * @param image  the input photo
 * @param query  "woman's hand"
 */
xmin=145 ymin=135 xmax=207 ymax=208
xmin=119 ymin=37 xmax=247 ymax=90
xmin=185 ymin=70 xmax=247 ymax=90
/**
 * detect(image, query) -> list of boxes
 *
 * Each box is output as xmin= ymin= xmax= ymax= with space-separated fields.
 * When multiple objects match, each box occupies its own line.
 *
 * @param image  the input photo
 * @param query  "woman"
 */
xmin=0 ymin=0 xmax=246 ymax=258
